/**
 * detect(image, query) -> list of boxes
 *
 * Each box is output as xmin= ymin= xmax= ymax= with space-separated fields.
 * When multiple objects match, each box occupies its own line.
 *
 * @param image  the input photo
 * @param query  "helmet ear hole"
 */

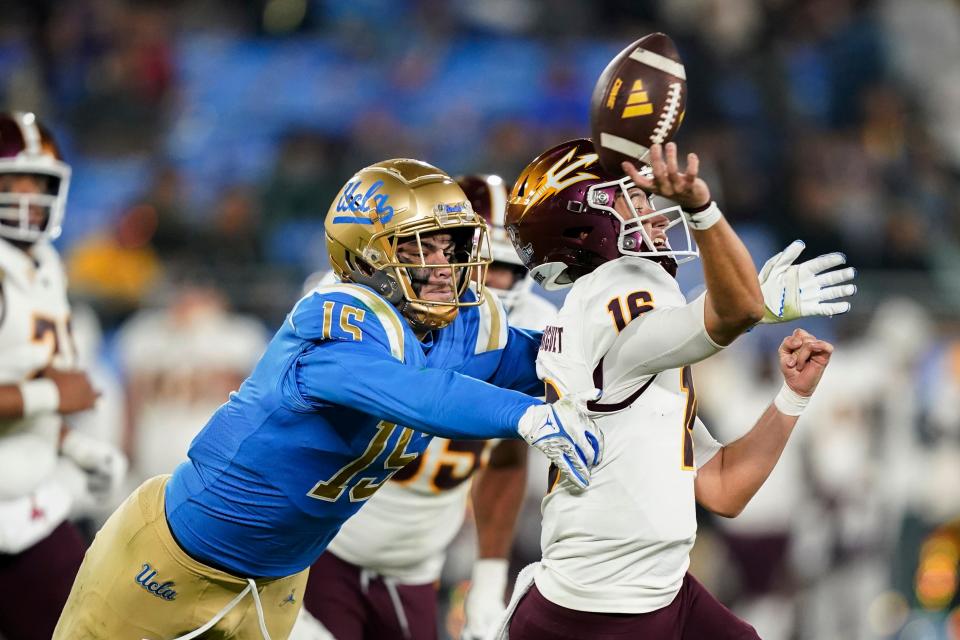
xmin=350 ymin=254 xmax=375 ymax=277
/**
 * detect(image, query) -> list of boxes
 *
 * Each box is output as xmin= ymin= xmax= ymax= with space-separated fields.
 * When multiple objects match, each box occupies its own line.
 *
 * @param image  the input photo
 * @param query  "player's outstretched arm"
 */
xmin=628 ymin=142 xmax=764 ymax=345
xmin=757 ymin=240 xmax=857 ymax=323
xmin=694 ymin=328 xmax=832 ymax=517
xmin=298 ymin=342 xmax=603 ymax=489
xmin=461 ymin=440 xmax=527 ymax=640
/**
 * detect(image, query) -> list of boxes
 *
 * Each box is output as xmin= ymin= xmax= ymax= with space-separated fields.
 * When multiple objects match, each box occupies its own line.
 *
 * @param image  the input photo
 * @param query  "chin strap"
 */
xmin=345 ymin=268 xmax=405 ymax=304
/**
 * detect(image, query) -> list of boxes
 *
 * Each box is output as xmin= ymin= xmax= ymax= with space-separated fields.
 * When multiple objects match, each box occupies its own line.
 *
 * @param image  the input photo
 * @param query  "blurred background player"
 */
xmin=292 ymin=174 xmax=558 ymax=640
xmin=0 ymin=111 xmax=126 ymax=640
xmin=455 ymin=174 xmax=557 ymax=326
xmin=494 ymin=140 xmax=853 ymax=639
xmin=116 ymin=282 xmax=267 ymax=488
xmin=54 ymin=158 xmax=601 ymax=640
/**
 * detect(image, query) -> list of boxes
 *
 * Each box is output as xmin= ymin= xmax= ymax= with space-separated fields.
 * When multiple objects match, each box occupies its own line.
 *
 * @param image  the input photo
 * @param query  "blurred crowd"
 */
xmin=2 ymin=0 xmax=959 ymax=638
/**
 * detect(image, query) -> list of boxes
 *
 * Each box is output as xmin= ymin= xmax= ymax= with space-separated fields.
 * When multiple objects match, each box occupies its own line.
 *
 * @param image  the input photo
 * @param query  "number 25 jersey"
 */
xmin=534 ymin=256 xmax=724 ymax=614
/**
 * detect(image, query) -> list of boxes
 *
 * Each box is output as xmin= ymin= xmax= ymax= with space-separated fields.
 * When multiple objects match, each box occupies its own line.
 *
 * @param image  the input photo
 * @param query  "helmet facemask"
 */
xmin=586 ymin=175 xmax=698 ymax=274
xmin=0 ymin=160 xmax=71 ymax=245
xmin=346 ymin=217 xmax=492 ymax=332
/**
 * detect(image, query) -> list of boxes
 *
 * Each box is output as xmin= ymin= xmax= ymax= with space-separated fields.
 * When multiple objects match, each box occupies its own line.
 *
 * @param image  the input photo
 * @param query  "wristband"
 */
xmin=470 ymin=558 xmax=508 ymax=595
xmin=681 ymin=201 xmax=723 ymax=231
xmin=18 ymin=379 xmax=60 ymax=417
xmin=774 ymin=383 xmax=809 ymax=416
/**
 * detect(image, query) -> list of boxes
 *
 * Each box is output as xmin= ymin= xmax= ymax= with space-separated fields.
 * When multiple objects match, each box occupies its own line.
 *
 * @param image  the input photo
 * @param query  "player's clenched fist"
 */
xmin=517 ymin=390 xmax=603 ymax=490
xmin=778 ymin=328 xmax=833 ymax=397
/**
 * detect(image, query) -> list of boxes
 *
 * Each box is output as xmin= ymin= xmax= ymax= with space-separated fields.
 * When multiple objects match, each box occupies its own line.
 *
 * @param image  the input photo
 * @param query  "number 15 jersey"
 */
xmin=534 ymin=256 xmax=725 ymax=614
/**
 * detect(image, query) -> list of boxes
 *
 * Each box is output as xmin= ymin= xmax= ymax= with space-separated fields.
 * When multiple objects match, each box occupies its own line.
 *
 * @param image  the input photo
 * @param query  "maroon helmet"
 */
xmin=0 ymin=112 xmax=71 ymax=244
xmin=505 ymin=138 xmax=696 ymax=289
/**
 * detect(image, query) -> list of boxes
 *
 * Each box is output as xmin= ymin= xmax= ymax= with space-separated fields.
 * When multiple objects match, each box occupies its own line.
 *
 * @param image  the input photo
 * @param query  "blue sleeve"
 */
xmin=294 ymin=340 xmax=539 ymax=440
xmin=485 ymin=327 xmax=543 ymax=396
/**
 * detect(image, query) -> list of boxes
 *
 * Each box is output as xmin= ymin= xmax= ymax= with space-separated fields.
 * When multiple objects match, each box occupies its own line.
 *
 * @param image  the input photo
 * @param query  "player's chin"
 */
xmin=420 ymin=289 xmax=455 ymax=303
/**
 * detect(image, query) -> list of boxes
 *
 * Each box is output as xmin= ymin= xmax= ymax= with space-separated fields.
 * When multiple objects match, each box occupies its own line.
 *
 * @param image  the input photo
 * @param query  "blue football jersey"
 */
xmin=164 ymin=283 xmax=542 ymax=577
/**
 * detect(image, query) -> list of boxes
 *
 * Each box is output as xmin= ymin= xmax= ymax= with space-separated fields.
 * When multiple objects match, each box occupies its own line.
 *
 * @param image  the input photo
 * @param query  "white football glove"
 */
xmin=461 ymin=559 xmax=508 ymax=640
xmin=758 ymin=240 xmax=857 ymax=323
xmin=517 ymin=390 xmax=603 ymax=490
xmin=60 ymin=429 xmax=128 ymax=501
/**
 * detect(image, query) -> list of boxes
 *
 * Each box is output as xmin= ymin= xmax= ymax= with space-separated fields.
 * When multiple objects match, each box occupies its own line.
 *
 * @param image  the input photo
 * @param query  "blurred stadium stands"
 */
xmin=3 ymin=0 xmax=959 ymax=638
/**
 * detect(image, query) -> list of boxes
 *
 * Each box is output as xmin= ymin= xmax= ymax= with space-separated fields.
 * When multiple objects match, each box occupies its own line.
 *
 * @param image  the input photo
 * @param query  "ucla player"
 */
xmin=0 ymin=112 xmax=127 ymax=640
xmin=293 ymin=174 xmax=559 ymax=640
xmin=54 ymin=159 xmax=602 ymax=640
xmin=491 ymin=140 xmax=855 ymax=639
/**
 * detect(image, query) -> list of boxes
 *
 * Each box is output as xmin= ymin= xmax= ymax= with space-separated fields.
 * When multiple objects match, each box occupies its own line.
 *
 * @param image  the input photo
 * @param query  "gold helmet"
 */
xmin=325 ymin=158 xmax=491 ymax=331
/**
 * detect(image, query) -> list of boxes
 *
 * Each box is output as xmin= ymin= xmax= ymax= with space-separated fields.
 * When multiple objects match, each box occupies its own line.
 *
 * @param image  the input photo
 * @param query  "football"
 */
xmin=590 ymin=32 xmax=687 ymax=173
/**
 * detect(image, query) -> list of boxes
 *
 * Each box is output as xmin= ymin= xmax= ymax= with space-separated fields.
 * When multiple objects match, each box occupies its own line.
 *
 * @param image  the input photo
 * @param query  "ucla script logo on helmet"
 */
xmin=521 ymin=148 xmax=600 ymax=216
xmin=332 ymin=179 xmax=395 ymax=225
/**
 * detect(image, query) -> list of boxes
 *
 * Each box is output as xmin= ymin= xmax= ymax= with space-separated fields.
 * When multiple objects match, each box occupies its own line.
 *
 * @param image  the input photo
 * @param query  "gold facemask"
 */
xmin=325 ymin=159 xmax=492 ymax=332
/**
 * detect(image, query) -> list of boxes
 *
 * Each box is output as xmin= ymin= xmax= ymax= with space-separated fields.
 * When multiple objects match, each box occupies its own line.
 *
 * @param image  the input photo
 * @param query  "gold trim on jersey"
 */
xmin=474 ymin=288 xmax=508 ymax=354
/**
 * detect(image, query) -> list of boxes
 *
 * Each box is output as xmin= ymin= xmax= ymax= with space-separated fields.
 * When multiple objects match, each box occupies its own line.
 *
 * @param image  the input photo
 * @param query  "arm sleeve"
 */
xmin=602 ymin=293 xmax=724 ymax=390
xmin=295 ymin=340 xmax=539 ymax=440
xmin=484 ymin=326 xmax=543 ymax=396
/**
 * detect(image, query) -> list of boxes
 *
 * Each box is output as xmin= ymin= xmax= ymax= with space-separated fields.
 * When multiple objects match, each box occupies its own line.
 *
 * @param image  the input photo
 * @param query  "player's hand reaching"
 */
xmin=778 ymin=328 xmax=833 ymax=397
xmin=758 ymin=240 xmax=857 ymax=323
xmin=517 ymin=390 xmax=603 ymax=490
xmin=624 ymin=142 xmax=711 ymax=210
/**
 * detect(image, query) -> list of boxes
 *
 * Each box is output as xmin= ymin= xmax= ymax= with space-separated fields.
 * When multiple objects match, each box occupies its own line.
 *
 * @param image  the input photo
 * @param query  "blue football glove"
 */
xmin=517 ymin=390 xmax=603 ymax=490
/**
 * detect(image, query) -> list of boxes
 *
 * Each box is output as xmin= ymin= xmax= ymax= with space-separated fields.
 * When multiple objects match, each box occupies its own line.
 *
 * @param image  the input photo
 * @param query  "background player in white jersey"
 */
xmin=293 ymin=174 xmax=559 ymax=640
xmin=0 ymin=111 xmax=126 ymax=640
xmin=494 ymin=139 xmax=856 ymax=639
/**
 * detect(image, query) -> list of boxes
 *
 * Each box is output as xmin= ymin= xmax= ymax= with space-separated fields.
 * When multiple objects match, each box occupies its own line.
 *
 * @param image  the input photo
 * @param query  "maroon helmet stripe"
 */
xmin=14 ymin=112 xmax=42 ymax=155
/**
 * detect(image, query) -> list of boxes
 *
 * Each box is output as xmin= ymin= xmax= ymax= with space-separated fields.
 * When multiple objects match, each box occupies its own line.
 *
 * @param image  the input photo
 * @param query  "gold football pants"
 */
xmin=53 ymin=475 xmax=308 ymax=640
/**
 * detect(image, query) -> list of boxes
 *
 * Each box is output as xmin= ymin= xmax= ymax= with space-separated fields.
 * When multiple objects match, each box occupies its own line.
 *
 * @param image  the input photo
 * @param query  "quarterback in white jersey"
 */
xmin=494 ymin=140 xmax=855 ymax=640
xmin=292 ymin=174 xmax=558 ymax=640
xmin=0 ymin=112 xmax=126 ymax=640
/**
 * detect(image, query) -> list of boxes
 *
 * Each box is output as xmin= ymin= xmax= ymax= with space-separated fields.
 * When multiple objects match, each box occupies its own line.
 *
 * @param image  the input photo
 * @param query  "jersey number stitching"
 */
xmin=392 ymin=439 xmax=487 ymax=492
xmin=307 ymin=421 xmax=418 ymax=502
xmin=680 ymin=366 xmax=697 ymax=470
xmin=606 ymin=291 xmax=654 ymax=332
xmin=321 ymin=302 xmax=365 ymax=341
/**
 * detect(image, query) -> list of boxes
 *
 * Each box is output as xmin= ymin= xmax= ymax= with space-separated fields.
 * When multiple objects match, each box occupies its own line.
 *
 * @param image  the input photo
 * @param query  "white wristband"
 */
xmin=18 ymin=379 xmax=60 ymax=417
xmin=774 ymin=383 xmax=809 ymax=416
xmin=681 ymin=201 xmax=723 ymax=231
xmin=470 ymin=558 xmax=508 ymax=595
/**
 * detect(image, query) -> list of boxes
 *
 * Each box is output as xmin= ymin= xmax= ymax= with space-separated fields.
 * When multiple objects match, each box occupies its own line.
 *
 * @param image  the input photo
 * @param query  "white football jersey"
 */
xmin=533 ymin=256 xmax=724 ymax=613
xmin=0 ymin=239 xmax=76 ymax=549
xmin=327 ymin=286 xmax=557 ymax=583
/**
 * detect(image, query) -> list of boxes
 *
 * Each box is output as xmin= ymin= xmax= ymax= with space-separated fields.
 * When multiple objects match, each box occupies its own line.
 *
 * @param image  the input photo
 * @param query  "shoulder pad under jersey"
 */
xmin=462 ymin=286 xmax=509 ymax=355
xmin=289 ymin=282 xmax=408 ymax=362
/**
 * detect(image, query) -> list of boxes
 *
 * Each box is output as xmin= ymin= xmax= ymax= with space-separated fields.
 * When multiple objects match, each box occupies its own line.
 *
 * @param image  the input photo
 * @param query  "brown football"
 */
xmin=590 ymin=32 xmax=687 ymax=173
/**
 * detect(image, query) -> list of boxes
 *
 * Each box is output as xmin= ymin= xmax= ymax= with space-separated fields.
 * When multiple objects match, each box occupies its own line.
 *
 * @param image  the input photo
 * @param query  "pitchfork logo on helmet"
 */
xmin=325 ymin=159 xmax=492 ymax=331
xmin=0 ymin=112 xmax=71 ymax=245
xmin=505 ymin=138 xmax=698 ymax=290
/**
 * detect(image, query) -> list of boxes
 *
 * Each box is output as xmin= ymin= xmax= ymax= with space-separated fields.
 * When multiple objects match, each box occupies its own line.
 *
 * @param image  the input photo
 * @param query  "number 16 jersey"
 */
xmin=534 ymin=256 xmax=725 ymax=614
